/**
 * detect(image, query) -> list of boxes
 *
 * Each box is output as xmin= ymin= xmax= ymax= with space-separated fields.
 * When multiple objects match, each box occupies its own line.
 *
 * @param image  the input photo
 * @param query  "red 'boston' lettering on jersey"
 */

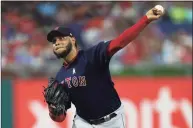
xmin=72 ymin=76 xmax=79 ymax=87
xmin=65 ymin=76 xmax=87 ymax=88
xmin=65 ymin=77 xmax=72 ymax=88
xmin=79 ymin=76 xmax=87 ymax=86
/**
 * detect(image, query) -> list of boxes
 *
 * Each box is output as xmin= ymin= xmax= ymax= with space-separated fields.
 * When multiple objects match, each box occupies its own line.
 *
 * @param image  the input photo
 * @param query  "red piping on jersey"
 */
xmin=107 ymin=15 xmax=150 ymax=57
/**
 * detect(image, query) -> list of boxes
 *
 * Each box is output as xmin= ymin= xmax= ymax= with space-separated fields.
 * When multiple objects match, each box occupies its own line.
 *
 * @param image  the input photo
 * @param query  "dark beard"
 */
xmin=54 ymin=41 xmax=72 ymax=59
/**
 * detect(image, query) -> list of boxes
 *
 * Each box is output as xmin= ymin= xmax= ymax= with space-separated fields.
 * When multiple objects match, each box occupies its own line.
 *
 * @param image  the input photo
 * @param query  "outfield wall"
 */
xmin=2 ymin=77 xmax=192 ymax=128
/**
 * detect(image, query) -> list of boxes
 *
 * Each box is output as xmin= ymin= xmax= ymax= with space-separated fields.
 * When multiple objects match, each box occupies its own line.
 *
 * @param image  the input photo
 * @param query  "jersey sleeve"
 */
xmin=85 ymin=40 xmax=112 ymax=68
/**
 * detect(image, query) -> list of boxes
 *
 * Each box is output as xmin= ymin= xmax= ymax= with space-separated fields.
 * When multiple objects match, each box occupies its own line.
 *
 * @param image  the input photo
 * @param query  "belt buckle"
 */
xmin=104 ymin=115 xmax=111 ymax=122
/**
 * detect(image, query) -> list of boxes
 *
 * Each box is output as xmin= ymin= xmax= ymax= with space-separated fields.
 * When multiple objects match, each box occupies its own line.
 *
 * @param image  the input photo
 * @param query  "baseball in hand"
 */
xmin=155 ymin=5 xmax=164 ymax=13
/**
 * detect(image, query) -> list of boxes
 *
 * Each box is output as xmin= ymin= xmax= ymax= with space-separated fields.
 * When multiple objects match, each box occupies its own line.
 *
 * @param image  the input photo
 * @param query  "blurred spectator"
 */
xmin=1 ymin=1 xmax=192 ymax=77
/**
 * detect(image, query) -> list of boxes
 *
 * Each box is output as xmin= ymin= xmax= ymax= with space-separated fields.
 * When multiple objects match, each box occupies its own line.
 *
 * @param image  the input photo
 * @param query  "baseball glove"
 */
xmin=43 ymin=77 xmax=71 ymax=116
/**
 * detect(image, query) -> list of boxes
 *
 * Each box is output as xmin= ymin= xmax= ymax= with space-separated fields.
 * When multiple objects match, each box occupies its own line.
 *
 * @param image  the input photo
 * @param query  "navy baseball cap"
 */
xmin=47 ymin=27 xmax=73 ymax=42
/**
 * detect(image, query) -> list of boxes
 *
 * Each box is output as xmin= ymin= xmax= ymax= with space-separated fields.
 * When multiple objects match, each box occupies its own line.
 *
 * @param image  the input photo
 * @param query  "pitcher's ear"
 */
xmin=71 ymin=37 xmax=76 ymax=42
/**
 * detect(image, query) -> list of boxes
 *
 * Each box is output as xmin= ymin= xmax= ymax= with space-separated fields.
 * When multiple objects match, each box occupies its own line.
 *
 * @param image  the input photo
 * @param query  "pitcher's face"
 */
xmin=52 ymin=36 xmax=73 ymax=58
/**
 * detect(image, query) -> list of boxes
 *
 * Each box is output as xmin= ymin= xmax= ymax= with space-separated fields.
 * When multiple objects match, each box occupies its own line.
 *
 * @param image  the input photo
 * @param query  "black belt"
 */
xmin=87 ymin=113 xmax=117 ymax=125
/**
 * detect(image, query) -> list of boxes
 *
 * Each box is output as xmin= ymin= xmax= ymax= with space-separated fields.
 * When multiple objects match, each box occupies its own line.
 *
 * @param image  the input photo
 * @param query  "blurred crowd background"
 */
xmin=1 ymin=1 xmax=192 ymax=78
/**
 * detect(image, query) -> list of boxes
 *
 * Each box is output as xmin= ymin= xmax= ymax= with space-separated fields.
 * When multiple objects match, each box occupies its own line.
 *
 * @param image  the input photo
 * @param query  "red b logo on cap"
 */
xmin=54 ymin=27 xmax=59 ymax=30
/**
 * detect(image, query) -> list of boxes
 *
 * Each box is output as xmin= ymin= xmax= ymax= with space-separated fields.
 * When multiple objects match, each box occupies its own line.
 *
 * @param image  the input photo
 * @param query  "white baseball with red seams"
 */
xmin=155 ymin=5 xmax=164 ymax=13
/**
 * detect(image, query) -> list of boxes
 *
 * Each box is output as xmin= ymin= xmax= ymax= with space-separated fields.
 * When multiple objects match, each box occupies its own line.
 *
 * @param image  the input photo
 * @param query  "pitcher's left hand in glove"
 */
xmin=43 ymin=77 xmax=71 ymax=122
